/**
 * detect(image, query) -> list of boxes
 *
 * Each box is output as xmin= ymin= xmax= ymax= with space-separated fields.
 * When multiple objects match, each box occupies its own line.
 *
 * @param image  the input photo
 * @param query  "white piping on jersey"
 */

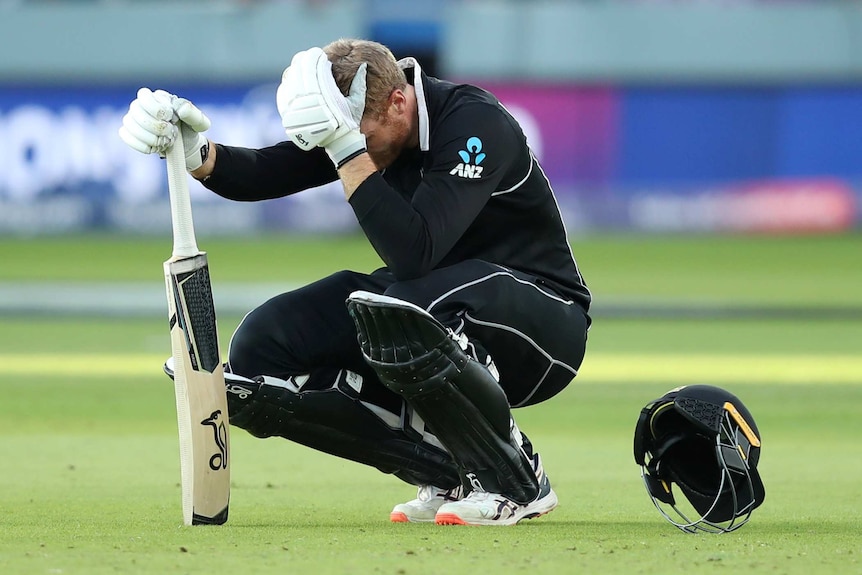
xmin=425 ymin=269 xmax=574 ymax=313
xmin=453 ymin=316 xmax=466 ymax=334
xmin=424 ymin=270 xmax=578 ymax=406
xmin=397 ymin=57 xmax=430 ymax=152
xmin=491 ymin=157 xmax=534 ymax=197
xmin=463 ymin=311 xmax=578 ymax=408
xmin=389 ymin=60 xmax=587 ymax=303
xmin=533 ymin=155 xmax=591 ymax=294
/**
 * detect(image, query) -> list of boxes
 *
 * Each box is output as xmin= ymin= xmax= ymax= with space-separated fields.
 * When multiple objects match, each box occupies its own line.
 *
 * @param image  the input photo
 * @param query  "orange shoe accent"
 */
xmin=390 ymin=511 xmax=410 ymax=523
xmin=435 ymin=513 xmax=468 ymax=525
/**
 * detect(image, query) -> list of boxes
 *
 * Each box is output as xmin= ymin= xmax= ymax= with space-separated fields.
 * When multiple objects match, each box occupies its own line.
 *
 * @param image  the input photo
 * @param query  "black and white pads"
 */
xmin=165 ymin=356 xmax=459 ymax=487
xmin=346 ymin=290 xmax=539 ymax=504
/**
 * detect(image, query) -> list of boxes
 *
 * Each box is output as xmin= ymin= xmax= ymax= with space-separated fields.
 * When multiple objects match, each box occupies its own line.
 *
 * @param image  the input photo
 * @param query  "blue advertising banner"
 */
xmin=1 ymin=83 xmax=859 ymax=235
xmin=0 ymin=83 xmax=358 ymax=235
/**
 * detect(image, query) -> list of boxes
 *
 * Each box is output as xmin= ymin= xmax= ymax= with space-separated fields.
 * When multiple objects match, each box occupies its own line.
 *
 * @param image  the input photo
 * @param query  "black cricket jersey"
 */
xmin=203 ymin=59 xmax=590 ymax=310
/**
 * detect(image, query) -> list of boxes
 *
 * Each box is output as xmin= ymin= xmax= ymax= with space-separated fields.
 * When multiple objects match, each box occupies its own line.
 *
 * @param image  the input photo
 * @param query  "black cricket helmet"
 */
xmin=633 ymin=384 xmax=765 ymax=533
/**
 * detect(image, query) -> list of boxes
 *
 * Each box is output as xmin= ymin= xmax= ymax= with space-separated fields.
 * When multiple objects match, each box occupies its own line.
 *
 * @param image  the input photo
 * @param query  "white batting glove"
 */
xmin=119 ymin=88 xmax=211 ymax=172
xmin=119 ymin=88 xmax=174 ymax=154
xmin=277 ymin=47 xmax=368 ymax=168
xmin=172 ymin=96 xmax=211 ymax=171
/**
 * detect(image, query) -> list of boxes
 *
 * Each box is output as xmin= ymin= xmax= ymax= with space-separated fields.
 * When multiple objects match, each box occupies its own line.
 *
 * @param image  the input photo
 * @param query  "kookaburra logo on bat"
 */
xmin=201 ymin=410 xmax=228 ymax=471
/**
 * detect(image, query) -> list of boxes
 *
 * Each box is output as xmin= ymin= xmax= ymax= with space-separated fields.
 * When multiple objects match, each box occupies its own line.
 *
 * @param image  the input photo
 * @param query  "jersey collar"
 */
xmin=396 ymin=57 xmax=430 ymax=152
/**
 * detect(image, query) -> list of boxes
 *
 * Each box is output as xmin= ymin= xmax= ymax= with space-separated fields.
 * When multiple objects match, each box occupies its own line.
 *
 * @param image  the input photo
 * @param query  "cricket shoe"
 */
xmin=435 ymin=454 xmax=557 ymax=526
xmin=391 ymin=484 xmax=465 ymax=523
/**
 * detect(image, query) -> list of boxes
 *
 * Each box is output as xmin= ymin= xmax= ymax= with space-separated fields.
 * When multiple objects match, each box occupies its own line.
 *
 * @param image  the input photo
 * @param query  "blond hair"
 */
xmin=324 ymin=38 xmax=407 ymax=120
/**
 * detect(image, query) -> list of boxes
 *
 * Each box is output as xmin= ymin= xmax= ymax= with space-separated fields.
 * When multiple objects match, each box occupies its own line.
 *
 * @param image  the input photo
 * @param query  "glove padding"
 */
xmin=119 ymin=88 xmax=211 ymax=171
xmin=277 ymin=47 xmax=368 ymax=168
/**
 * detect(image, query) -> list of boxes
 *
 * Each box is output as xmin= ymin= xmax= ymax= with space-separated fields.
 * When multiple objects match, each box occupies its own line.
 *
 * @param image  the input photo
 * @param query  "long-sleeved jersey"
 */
xmin=203 ymin=59 xmax=590 ymax=310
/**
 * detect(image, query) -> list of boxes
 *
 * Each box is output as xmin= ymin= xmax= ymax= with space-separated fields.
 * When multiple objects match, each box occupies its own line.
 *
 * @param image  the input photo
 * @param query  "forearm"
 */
xmin=201 ymin=142 xmax=339 ymax=202
xmin=348 ymin=172 xmax=449 ymax=279
xmin=348 ymin=172 xmax=494 ymax=279
xmin=338 ymin=152 xmax=377 ymax=200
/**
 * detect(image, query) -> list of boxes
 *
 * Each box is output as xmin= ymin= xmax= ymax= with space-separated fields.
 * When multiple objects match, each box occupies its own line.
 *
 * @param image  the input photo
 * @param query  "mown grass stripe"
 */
xmin=579 ymin=353 xmax=861 ymax=384
xmin=2 ymin=353 xmax=859 ymax=384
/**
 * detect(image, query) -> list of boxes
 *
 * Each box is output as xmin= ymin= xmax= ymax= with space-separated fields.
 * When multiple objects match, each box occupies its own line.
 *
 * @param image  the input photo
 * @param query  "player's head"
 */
xmin=324 ymin=38 xmax=416 ymax=170
xmin=633 ymin=384 xmax=766 ymax=533
xmin=324 ymin=38 xmax=407 ymax=120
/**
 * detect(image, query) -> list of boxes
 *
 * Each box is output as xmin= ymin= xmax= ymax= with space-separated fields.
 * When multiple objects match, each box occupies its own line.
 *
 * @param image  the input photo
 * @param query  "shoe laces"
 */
xmin=462 ymin=489 xmax=499 ymax=503
xmin=458 ymin=455 xmax=546 ymax=504
xmin=417 ymin=484 xmax=463 ymax=502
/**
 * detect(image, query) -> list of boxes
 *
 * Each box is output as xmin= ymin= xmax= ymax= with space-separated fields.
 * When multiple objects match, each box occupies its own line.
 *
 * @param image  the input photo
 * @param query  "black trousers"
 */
xmin=225 ymin=260 xmax=590 ymax=487
xmin=229 ymin=259 xmax=589 ymax=408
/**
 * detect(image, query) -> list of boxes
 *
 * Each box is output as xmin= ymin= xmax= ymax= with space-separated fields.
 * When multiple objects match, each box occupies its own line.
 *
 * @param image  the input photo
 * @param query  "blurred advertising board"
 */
xmin=627 ymin=179 xmax=857 ymax=233
xmin=0 ymin=83 xmax=859 ymax=235
xmin=0 ymin=83 xmax=357 ymax=235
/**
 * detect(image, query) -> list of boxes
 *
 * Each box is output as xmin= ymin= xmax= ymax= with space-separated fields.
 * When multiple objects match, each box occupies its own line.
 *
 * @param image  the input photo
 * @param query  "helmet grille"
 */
xmin=653 ymin=409 xmax=721 ymax=498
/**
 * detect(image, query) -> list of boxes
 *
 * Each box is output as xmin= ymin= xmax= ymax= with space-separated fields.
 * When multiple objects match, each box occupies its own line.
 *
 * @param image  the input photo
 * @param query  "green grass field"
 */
xmin=1 ymin=233 xmax=860 ymax=574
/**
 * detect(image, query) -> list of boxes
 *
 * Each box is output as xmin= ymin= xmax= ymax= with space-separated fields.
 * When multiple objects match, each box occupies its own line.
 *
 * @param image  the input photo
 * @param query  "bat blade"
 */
xmin=165 ymin=252 xmax=230 ymax=526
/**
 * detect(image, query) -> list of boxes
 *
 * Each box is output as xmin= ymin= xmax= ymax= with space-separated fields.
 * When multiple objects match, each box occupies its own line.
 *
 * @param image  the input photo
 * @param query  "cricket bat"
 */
xmin=163 ymin=130 xmax=230 ymax=526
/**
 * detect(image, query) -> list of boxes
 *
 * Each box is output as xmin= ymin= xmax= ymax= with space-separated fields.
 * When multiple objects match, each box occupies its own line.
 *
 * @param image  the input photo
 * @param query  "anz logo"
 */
xmin=449 ymin=136 xmax=486 ymax=179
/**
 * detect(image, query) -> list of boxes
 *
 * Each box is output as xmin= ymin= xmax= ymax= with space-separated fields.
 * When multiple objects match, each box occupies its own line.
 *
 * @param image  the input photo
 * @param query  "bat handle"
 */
xmin=166 ymin=129 xmax=200 ymax=259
